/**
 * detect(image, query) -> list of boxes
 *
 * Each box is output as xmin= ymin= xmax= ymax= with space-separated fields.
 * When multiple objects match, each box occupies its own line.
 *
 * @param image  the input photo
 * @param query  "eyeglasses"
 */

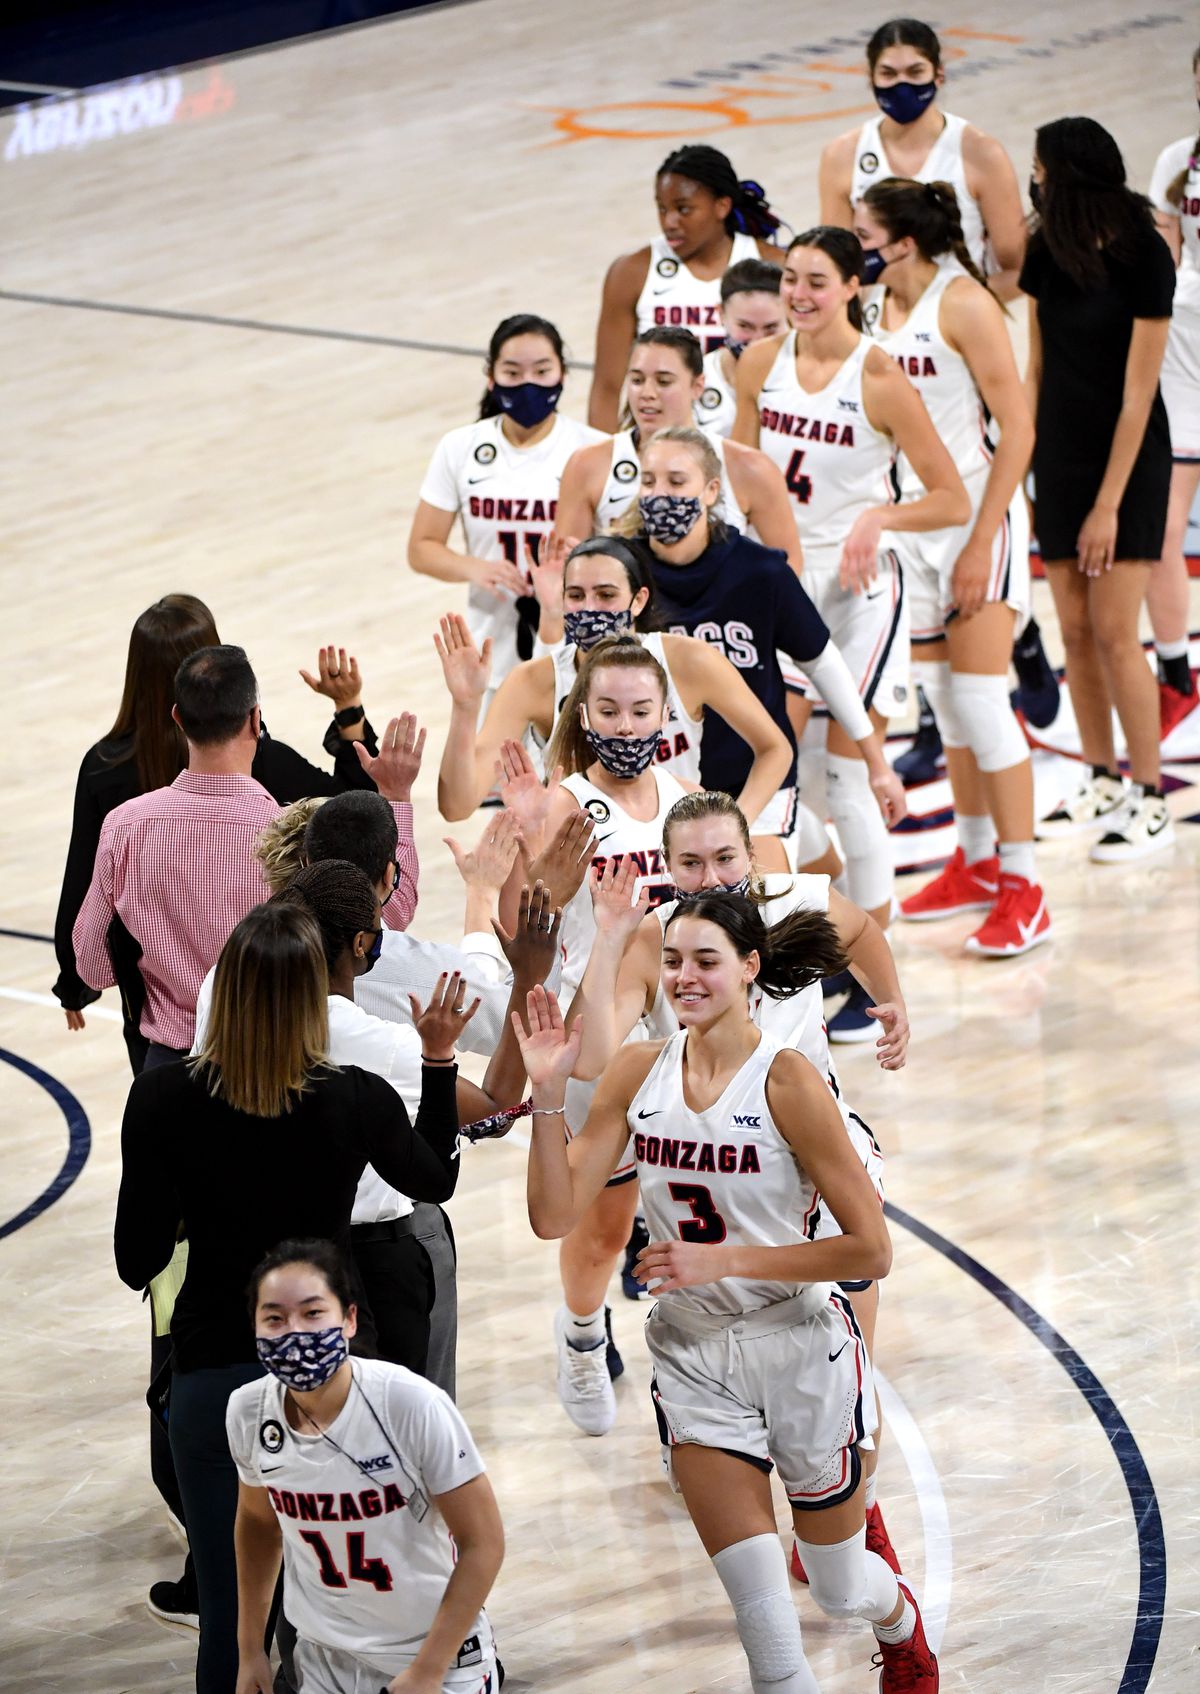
xmin=381 ymin=861 xmax=399 ymax=906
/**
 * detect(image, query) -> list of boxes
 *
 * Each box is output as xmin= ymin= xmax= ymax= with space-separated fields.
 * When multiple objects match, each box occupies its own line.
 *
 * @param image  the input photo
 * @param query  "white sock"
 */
xmin=864 ymin=1472 xmax=877 ymax=1511
xmin=956 ymin=814 xmax=994 ymax=865
xmin=873 ymin=1596 xmax=916 ymax=1644
xmin=566 ymin=1305 xmax=605 ymax=1350
xmin=998 ymin=841 xmax=1037 ymax=883
xmin=1155 ymin=637 xmax=1188 ymax=661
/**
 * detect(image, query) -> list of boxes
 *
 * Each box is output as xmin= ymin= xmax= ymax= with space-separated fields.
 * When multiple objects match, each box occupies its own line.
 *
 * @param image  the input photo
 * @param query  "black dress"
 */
xmin=1020 ymin=221 xmax=1174 ymax=561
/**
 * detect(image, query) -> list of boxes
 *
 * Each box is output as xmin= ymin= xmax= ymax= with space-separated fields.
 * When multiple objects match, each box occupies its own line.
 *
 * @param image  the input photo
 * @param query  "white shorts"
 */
xmin=295 ymin=1634 xmax=497 ymax=1694
xmin=796 ymin=549 xmax=911 ymax=719
xmin=812 ymin=1108 xmax=886 ymax=1290
xmin=892 ymin=485 xmax=1031 ymax=644
xmin=749 ymin=785 xmax=800 ymax=838
xmin=647 ymin=1286 xmax=876 ymax=1510
xmin=1161 ymin=304 xmax=1200 ymax=461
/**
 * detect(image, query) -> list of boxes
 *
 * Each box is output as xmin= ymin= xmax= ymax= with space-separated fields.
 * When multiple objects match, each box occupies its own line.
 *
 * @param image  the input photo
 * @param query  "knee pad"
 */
xmin=790 ymin=797 xmax=830 ymax=869
xmin=825 ymin=755 xmax=892 ymax=912
xmin=712 ymin=1535 xmax=815 ymax=1692
xmin=794 ymin=717 xmax=829 ymax=820
xmin=794 ymin=1530 xmax=898 ymax=1625
xmin=949 ymin=672 xmax=1030 ymax=773
xmin=911 ymin=659 xmax=966 ymax=749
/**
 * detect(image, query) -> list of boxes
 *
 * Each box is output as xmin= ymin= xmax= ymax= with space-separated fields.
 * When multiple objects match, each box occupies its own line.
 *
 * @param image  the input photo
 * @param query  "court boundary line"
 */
xmin=885 ymin=1200 xmax=1165 ymax=1694
xmin=0 ymin=1046 xmax=92 ymax=1240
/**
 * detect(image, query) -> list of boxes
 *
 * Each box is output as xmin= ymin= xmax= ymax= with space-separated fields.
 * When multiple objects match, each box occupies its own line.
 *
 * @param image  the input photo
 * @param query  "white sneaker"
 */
xmin=554 ymin=1306 xmax=617 ymax=1435
xmin=1089 ymin=790 xmax=1175 ymax=862
xmin=1040 ymin=771 xmax=1126 ymax=837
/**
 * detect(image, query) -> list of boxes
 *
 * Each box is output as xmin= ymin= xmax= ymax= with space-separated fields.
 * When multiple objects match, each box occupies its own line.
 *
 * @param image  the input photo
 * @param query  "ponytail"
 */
xmin=664 ymin=892 xmax=847 ymax=1000
xmin=860 ymin=176 xmax=1003 ymax=307
xmin=657 ymin=145 xmax=783 ymax=242
xmin=545 ymin=635 xmax=668 ymax=778
xmin=787 ymin=228 xmax=866 ymax=331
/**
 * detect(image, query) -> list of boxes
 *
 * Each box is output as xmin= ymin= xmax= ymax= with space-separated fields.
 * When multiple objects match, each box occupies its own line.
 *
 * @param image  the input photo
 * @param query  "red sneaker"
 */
xmin=1160 ymin=676 xmax=1199 ymax=740
xmin=866 ymin=1501 xmax=902 ymax=1574
xmin=790 ymin=1538 xmax=808 ymax=1584
xmin=900 ymin=848 xmax=998 ymax=921
xmin=963 ymin=873 xmax=1052 ymax=958
xmin=875 ymin=1581 xmax=939 ymax=1691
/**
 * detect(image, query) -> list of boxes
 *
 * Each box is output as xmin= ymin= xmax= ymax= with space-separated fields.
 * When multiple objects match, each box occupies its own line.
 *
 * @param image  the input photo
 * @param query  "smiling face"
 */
xmin=661 ymin=913 xmax=759 ymax=1025
xmin=720 ymin=288 xmax=787 ymax=348
xmin=781 ymin=244 xmax=860 ymax=334
xmin=655 ymin=171 xmax=732 ymax=259
xmin=254 ymin=1263 xmax=357 ymax=1344
xmin=627 ymin=342 xmax=704 ymax=433
xmin=581 ymin=662 xmax=666 ymax=739
xmin=663 ymin=813 xmax=752 ymax=893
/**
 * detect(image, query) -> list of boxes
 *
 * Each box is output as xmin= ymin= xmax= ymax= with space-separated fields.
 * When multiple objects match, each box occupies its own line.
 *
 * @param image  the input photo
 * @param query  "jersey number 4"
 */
xmin=784 ymin=450 xmax=813 ymax=505
xmin=668 ymin=1181 xmax=728 ymax=1244
xmin=299 ymin=1529 xmax=393 ymax=1592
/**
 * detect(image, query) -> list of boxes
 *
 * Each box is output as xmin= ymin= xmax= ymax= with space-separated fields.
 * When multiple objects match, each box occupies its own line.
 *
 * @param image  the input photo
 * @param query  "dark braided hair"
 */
xmin=787 ymin=227 xmax=867 ymax=331
xmin=861 ymin=176 xmax=990 ymax=289
xmin=664 ymin=892 xmax=848 ymax=1001
xmin=1162 ymin=44 xmax=1200 ymax=209
xmin=272 ymin=860 xmax=378 ymax=972
xmin=479 ymin=313 xmax=567 ymax=420
xmin=1032 ymin=116 xmax=1157 ymax=289
xmin=657 ymin=145 xmax=782 ymax=241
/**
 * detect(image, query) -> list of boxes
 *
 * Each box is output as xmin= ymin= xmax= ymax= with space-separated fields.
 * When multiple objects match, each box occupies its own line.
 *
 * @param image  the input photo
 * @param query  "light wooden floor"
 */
xmin=2 ymin=3 xmax=1198 ymax=1689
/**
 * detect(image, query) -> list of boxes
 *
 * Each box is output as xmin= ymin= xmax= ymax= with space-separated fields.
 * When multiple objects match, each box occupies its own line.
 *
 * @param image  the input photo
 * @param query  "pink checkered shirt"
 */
xmin=72 ymin=771 xmax=417 ymax=1049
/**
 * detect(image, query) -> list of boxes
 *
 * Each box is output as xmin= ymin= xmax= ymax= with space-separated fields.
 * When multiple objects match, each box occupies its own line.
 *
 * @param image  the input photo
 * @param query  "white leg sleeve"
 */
xmin=712 ymin=1534 xmax=820 ymax=1693
xmin=794 ymin=716 xmax=829 ymax=821
xmin=949 ymin=672 xmax=1030 ymax=773
xmin=826 ymin=754 xmax=892 ymax=912
xmin=911 ymin=659 xmax=966 ymax=749
xmin=794 ymin=1527 xmax=899 ymax=1624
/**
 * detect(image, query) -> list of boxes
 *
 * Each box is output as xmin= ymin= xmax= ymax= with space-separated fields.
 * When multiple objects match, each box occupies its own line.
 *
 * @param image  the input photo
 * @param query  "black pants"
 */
xmin=350 ymin=1221 xmax=436 ymax=1374
xmin=150 ymin=1325 xmax=196 ymax=1595
xmin=144 ymin=1040 xmax=189 ymax=1071
xmin=170 ymin=1361 xmax=266 ymax=1694
xmin=413 ymin=1203 xmax=458 ymax=1399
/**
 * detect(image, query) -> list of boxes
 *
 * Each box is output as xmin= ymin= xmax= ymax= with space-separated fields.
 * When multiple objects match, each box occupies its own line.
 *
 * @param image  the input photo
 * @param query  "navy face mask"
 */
xmin=640 ymin=493 xmax=703 ymax=544
xmin=860 ymin=248 xmax=890 ymax=285
xmin=491 ymin=380 xmax=563 ymax=429
xmin=256 ymin=1326 xmax=348 ymax=1392
xmin=873 ymin=80 xmax=937 ymax=125
xmin=583 ymin=724 xmax=662 ymax=779
xmin=724 ymin=335 xmax=748 ymax=358
xmin=360 ymin=928 xmax=384 ymax=973
xmin=563 ymin=606 xmax=633 ymax=650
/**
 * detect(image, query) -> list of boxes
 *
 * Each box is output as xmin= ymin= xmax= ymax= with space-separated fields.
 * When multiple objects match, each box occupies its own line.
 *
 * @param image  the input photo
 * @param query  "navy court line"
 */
xmin=0 ymin=1047 xmax=92 ymax=1240
xmin=0 ymin=926 xmax=55 ymax=944
xmin=886 ymin=1201 xmax=1165 ymax=1694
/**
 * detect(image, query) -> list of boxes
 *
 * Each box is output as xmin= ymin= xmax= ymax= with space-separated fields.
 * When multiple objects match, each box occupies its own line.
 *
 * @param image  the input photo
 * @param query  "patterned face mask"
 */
xmin=639 ymin=493 xmax=703 ymax=544
xmin=256 ymin=1325 xmax=348 ymax=1392
xmin=673 ymin=875 xmax=752 ymax=903
xmin=563 ymin=606 xmax=633 ymax=650
xmin=583 ymin=725 xmax=662 ymax=779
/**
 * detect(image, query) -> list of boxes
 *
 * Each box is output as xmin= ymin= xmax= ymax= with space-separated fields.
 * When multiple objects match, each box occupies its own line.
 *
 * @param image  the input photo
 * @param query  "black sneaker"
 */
xmin=604 ymin=1306 xmax=624 ymax=1381
xmin=893 ymin=687 xmax=943 ymax=786
xmin=147 ymin=1575 xmax=199 ymax=1632
xmin=621 ymin=1215 xmax=651 ymax=1300
xmin=1012 ymin=619 xmax=1060 ymax=729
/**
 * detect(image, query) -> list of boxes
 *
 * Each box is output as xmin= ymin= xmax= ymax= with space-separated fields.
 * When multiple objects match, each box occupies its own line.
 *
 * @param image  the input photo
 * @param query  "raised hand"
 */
xmin=492 ymin=880 xmax=563 ymax=989
xmin=299 ymin=645 xmax=363 ymax=710
xmin=354 ymin=712 xmax=425 ymax=801
xmin=444 ymin=811 xmax=522 ymax=892
xmin=409 ymin=972 xmax=481 ymax=1061
xmin=433 ymin=614 xmax=492 ymax=708
xmin=517 ymin=808 xmax=596 ymax=905
xmin=510 ymin=984 xmax=581 ymax=1089
xmin=590 ymin=856 xmax=651 ymax=942
xmin=527 ymin=531 xmax=575 ymax=619
xmin=495 ymin=739 xmax=561 ymax=839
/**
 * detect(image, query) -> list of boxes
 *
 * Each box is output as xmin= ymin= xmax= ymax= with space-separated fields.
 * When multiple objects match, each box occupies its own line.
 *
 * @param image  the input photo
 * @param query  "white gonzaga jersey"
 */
xmin=697 ymin=347 xmax=738 ymax=440
xmin=227 ymin=1360 xmax=488 ymax=1668
xmin=596 ymin=428 xmax=748 ymax=533
xmin=635 ymin=232 xmax=761 ymax=349
xmin=757 ymin=333 xmax=896 ymax=558
xmin=851 ymin=111 xmax=986 ymax=269
xmin=558 ymin=767 xmax=685 ymax=994
xmin=1151 ymin=137 xmax=1200 ymax=315
xmin=870 ymin=266 xmax=990 ymax=497
xmin=546 ymin=632 xmax=702 ymax=783
xmin=419 ymin=412 xmax=603 ymax=684
xmin=632 ymin=1029 xmax=821 ymax=1316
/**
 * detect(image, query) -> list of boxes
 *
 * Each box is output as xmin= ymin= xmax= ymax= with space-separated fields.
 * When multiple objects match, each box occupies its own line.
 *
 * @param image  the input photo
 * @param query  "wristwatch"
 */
xmin=333 ymin=705 xmax=366 ymax=728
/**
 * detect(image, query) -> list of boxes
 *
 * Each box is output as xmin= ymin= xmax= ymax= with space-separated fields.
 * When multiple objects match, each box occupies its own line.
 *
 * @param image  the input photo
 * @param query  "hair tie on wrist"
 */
xmin=458 ymin=1098 xmax=533 ymax=1143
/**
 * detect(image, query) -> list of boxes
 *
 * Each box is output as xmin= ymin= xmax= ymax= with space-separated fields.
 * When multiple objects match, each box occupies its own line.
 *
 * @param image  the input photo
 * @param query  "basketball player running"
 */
xmin=855 ymin=177 xmax=1051 ymax=956
xmin=514 ymin=906 xmax=938 ymax=1694
xmin=558 ymin=327 xmax=800 ymax=566
xmin=408 ymin=313 xmax=603 ymax=704
xmin=589 ymin=145 xmax=784 ymax=431
xmin=734 ymin=228 xmax=969 ymax=1037
xmin=229 ymin=1240 xmax=503 ymax=1694
xmin=1149 ymin=44 xmax=1200 ymax=737
xmin=696 ymin=258 xmax=786 ymax=442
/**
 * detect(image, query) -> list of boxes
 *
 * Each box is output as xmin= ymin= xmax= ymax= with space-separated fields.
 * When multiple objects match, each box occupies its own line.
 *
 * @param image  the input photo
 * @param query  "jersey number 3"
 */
xmin=668 ymin=1181 xmax=728 ymax=1244
xmin=784 ymin=450 xmax=813 ymax=505
xmin=299 ymin=1529 xmax=393 ymax=1592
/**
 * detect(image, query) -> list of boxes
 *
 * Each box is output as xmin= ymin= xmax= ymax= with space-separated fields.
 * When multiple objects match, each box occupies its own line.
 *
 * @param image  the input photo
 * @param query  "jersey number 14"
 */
xmin=299 ymin=1529 xmax=393 ymax=1592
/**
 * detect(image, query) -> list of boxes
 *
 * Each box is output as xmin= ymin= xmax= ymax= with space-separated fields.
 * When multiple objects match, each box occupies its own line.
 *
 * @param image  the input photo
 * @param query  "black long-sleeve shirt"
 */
xmin=114 ymin=1060 xmax=458 ymax=1372
xmin=52 ymin=718 xmax=379 ymax=1013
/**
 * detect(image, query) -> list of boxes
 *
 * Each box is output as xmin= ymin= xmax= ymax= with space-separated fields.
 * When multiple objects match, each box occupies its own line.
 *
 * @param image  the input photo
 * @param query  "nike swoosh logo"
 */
xmin=1018 ymin=901 xmax=1046 ymax=943
xmin=652 ymin=287 xmax=671 ymax=296
xmin=637 ymin=1108 xmax=663 ymax=1120
xmin=760 ymin=382 xmax=785 ymax=392
xmin=466 ymin=476 xmax=491 ymax=485
xmin=828 ymin=1340 xmax=851 ymax=1362
xmin=1147 ymin=815 xmax=1168 ymax=835
xmin=864 ymin=589 xmax=884 ymax=601
xmin=262 ymin=1465 xmax=284 ymax=1474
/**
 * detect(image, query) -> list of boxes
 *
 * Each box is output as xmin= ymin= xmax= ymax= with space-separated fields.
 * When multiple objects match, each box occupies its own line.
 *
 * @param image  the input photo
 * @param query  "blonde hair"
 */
xmin=614 ymin=426 xmax=727 ymax=541
xmin=254 ymin=797 xmax=326 ymax=894
xmin=545 ymin=635 xmax=668 ymax=777
xmin=191 ymin=904 xmax=333 ymax=1117
xmin=661 ymin=790 xmax=774 ymax=902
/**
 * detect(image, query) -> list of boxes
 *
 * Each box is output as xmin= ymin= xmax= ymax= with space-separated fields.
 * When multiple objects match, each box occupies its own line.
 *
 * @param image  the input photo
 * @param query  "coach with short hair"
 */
xmin=72 ymin=644 xmax=423 ymax=1067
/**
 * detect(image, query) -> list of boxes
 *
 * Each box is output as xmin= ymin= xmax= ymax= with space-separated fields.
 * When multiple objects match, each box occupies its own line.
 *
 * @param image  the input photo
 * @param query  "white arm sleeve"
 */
xmin=801 ymin=642 xmax=873 ymax=743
